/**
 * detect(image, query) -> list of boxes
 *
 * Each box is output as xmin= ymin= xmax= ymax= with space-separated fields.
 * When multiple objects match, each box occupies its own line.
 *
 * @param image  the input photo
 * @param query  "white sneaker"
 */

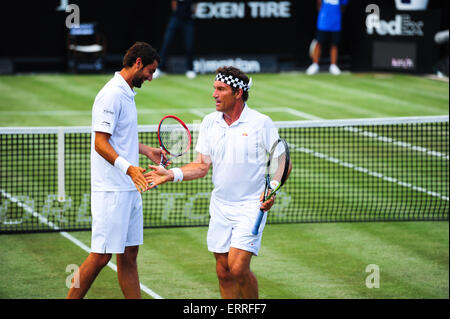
xmin=306 ymin=63 xmax=319 ymax=75
xmin=186 ymin=70 xmax=197 ymax=79
xmin=154 ymin=68 xmax=165 ymax=79
xmin=329 ymin=64 xmax=341 ymax=75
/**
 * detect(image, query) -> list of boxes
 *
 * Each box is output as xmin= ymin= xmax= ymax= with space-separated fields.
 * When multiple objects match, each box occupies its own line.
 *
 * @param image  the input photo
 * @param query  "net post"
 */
xmin=57 ymin=127 xmax=66 ymax=202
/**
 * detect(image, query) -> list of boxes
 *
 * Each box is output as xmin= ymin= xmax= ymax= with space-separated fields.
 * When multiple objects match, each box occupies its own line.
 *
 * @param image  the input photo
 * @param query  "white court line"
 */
xmin=305 ymin=77 xmax=438 ymax=113
xmin=276 ymin=107 xmax=323 ymax=120
xmin=0 ymin=106 xmax=319 ymax=120
xmin=272 ymin=108 xmax=448 ymax=160
xmin=0 ymin=108 xmax=208 ymax=117
xmin=290 ymin=144 xmax=449 ymax=202
xmin=189 ymin=109 xmax=208 ymax=117
xmin=0 ymin=110 xmax=92 ymax=116
xmin=0 ymin=189 xmax=163 ymax=299
xmin=343 ymin=126 xmax=449 ymax=160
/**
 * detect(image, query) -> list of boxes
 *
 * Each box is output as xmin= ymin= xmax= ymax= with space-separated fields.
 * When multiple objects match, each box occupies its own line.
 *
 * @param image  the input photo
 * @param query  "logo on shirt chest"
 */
xmin=215 ymin=129 xmax=262 ymax=162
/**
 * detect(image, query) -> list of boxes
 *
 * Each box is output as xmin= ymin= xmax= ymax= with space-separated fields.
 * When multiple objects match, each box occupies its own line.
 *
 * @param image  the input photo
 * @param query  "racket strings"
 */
xmin=268 ymin=144 xmax=287 ymax=184
xmin=160 ymin=120 xmax=189 ymax=156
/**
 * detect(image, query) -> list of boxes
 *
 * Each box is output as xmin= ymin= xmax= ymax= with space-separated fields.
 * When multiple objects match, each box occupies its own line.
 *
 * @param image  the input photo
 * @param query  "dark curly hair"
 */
xmin=215 ymin=66 xmax=250 ymax=102
xmin=123 ymin=41 xmax=160 ymax=68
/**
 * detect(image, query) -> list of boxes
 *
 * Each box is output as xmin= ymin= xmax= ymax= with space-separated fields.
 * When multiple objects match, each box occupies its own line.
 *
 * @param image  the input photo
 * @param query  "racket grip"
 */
xmin=252 ymin=209 xmax=265 ymax=235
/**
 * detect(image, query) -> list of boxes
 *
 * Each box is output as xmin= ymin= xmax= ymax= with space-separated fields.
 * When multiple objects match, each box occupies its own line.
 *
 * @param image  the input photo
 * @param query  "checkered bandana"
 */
xmin=215 ymin=73 xmax=252 ymax=92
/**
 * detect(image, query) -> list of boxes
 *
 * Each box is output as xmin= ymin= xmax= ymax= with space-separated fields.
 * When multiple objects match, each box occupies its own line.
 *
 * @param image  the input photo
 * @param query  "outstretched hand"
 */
xmin=153 ymin=148 xmax=169 ymax=165
xmin=144 ymin=165 xmax=173 ymax=189
xmin=141 ymin=145 xmax=169 ymax=166
xmin=127 ymin=166 xmax=149 ymax=193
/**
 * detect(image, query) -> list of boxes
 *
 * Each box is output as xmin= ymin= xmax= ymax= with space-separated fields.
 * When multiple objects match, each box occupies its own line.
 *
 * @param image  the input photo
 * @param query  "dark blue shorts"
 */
xmin=316 ymin=30 xmax=341 ymax=45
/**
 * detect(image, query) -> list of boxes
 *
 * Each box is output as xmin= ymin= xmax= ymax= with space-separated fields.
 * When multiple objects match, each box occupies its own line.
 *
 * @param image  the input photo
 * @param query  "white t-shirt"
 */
xmin=91 ymin=72 xmax=139 ymax=192
xmin=195 ymin=105 xmax=279 ymax=203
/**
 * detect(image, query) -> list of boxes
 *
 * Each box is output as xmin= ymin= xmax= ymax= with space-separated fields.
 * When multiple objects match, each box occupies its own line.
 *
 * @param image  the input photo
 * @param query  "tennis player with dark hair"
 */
xmin=145 ymin=66 xmax=291 ymax=299
xmin=67 ymin=41 xmax=162 ymax=299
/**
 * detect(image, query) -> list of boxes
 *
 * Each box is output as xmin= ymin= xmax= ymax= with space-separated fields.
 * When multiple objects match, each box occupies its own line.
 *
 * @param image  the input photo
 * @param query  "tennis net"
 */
xmin=0 ymin=115 xmax=448 ymax=233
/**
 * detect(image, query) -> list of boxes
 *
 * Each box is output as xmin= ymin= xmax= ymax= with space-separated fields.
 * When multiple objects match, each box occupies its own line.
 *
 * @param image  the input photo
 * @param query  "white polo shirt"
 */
xmin=91 ymin=72 xmax=139 ymax=192
xmin=196 ymin=105 xmax=279 ymax=204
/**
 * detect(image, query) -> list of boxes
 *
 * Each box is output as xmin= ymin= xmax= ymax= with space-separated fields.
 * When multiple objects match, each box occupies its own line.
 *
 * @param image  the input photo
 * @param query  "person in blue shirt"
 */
xmin=154 ymin=0 xmax=197 ymax=79
xmin=306 ymin=0 xmax=348 ymax=75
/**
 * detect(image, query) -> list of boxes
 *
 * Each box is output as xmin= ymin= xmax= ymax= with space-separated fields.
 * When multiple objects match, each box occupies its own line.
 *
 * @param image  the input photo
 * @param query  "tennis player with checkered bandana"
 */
xmin=146 ymin=66 xmax=292 ymax=299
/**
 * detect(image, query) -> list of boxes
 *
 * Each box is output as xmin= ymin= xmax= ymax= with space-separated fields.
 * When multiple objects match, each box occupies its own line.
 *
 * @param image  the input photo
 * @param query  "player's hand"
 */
xmin=142 ymin=146 xmax=169 ymax=166
xmin=259 ymin=190 xmax=276 ymax=212
xmin=161 ymin=151 xmax=172 ymax=167
xmin=127 ymin=166 xmax=149 ymax=193
xmin=144 ymin=165 xmax=173 ymax=188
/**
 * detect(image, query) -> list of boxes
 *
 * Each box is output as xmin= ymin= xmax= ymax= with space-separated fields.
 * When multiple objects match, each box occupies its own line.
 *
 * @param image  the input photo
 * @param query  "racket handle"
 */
xmin=252 ymin=209 xmax=265 ymax=235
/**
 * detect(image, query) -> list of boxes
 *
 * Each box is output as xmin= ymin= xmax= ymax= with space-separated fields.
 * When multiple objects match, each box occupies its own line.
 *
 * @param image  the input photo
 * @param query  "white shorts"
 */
xmin=207 ymin=196 xmax=267 ymax=256
xmin=90 ymin=191 xmax=143 ymax=254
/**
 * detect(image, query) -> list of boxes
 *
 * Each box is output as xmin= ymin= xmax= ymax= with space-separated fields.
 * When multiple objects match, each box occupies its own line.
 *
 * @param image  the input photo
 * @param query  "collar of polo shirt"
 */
xmin=215 ymin=104 xmax=250 ymax=127
xmin=115 ymin=72 xmax=137 ymax=98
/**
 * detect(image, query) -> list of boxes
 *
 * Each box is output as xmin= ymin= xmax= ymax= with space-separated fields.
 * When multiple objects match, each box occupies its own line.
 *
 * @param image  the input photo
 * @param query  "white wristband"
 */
xmin=269 ymin=180 xmax=279 ymax=190
xmin=114 ymin=156 xmax=131 ymax=174
xmin=170 ymin=167 xmax=184 ymax=182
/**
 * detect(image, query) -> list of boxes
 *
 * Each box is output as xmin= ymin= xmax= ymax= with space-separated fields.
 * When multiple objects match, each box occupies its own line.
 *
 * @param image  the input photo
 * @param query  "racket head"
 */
xmin=157 ymin=115 xmax=191 ymax=157
xmin=264 ymin=138 xmax=290 ymax=199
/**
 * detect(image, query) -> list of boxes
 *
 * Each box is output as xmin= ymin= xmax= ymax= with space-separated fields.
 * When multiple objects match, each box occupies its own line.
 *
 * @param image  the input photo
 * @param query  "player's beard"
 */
xmin=132 ymin=71 xmax=145 ymax=88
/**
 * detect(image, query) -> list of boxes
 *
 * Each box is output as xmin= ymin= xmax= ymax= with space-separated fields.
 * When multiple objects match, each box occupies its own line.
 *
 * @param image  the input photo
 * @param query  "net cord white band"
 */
xmin=0 ymin=116 xmax=447 ymax=134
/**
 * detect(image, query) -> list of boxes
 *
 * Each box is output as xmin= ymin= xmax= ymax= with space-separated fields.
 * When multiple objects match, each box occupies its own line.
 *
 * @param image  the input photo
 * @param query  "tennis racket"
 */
xmin=157 ymin=115 xmax=191 ymax=168
xmin=252 ymin=138 xmax=290 ymax=235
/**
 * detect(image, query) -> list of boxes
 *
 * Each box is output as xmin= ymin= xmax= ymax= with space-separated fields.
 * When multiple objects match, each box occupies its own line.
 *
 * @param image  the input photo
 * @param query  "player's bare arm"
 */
xmin=139 ymin=143 xmax=167 ymax=165
xmin=145 ymin=152 xmax=211 ymax=188
xmin=95 ymin=131 xmax=148 ymax=193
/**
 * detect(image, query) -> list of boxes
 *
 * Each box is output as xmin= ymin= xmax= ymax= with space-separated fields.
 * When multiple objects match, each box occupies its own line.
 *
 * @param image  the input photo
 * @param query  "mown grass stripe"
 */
xmin=305 ymin=76 xmax=446 ymax=114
